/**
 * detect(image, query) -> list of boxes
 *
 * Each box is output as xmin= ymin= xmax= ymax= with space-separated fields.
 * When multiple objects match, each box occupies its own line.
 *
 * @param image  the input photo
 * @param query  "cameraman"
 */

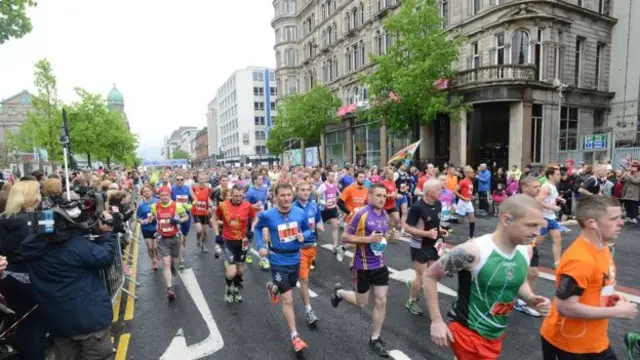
xmin=20 ymin=193 xmax=118 ymax=360
xmin=0 ymin=180 xmax=48 ymax=360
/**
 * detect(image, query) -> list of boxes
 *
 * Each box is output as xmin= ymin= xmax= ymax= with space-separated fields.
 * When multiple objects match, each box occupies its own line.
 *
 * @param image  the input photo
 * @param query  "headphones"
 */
xmin=505 ymin=215 xmax=514 ymax=226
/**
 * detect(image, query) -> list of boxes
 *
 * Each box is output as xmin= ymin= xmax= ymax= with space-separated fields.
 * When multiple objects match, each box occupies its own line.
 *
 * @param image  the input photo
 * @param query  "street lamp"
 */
xmin=12 ymin=148 xmax=19 ymax=175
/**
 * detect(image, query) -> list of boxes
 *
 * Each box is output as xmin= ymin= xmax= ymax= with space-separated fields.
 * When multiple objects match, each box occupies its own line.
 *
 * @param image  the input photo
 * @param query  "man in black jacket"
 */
xmin=20 ymin=213 xmax=117 ymax=360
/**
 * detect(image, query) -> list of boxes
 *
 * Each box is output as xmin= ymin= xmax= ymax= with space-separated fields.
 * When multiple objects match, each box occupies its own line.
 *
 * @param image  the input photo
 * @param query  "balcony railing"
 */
xmin=452 ymin=64 xmax=536 ymax=87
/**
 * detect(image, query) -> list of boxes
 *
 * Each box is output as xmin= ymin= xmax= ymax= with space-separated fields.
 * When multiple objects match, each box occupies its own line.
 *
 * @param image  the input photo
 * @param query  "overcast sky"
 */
xmin=0 ymin=0 xmax=276 ymax=160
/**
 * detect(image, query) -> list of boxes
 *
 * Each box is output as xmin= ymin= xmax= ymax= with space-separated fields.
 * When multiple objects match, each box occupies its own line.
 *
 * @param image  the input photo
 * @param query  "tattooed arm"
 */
xmin=422 ymin=241 xmax=481 ymax=323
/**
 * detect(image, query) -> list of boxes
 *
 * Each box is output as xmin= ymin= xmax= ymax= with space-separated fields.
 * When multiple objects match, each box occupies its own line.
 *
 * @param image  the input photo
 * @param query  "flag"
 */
xmin=388 ymin=140 xmax=421 ymax=165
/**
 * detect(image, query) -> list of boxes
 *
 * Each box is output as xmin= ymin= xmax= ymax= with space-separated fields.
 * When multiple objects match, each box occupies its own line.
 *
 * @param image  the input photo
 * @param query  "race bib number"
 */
xmin=277 ymin=222 xmax=299 ymax=243
xmin=370 ymin=237 xmax=387 ymax=257
xmin=196 ymin=201 xmax=207 ymax=211
xmin=242 ymin=238 xmax=249 ymax=251
xmin=489 ymin=301 xmax=515 ymax=316
xmin=159 ymin=219 xmax=173 ymax=233
xmin=440 ymin=206 xmax=451 ymax=221
xmin=601 ymin=283 xmax=616 ymax=307
xmin=176 ymin=195 xmax=188 ymax=204
xmin=325 ymin=196 xmax=335 ymax=206
xmin=229 ymin=218 xmax=240 ymax=229
xmin=400 ymin=183 xmax=407 ymax=192
xmin=308 ymin=217 xmax=316 ymax=231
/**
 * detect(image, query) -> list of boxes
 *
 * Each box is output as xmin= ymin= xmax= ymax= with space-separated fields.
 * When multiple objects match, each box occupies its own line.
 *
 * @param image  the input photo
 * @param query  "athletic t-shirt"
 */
xmin=340 ymin=183 xmax=369 ymax=221
xmin=405 ymin=199 xmax=441 ymax=249
xmin=215 ymin=200 xmax=256 ymax=241
xmin=381 ymin=179 xmax=397 ymax=210
xmin=448 ymin=234 xmax=529 ymax=340
xmin=540 ymin=236 xmax=616 ymax=354
xmin=347 ymin=205 xmax=389 ymax=271
xmin=458 ymin=178 xmax=473 ymax=200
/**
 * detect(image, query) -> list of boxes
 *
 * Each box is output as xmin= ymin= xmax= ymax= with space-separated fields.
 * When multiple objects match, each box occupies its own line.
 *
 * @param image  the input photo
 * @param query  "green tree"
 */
xmin=0 ymin=0 xmax=37 ymax=45
xmin=171 ymin=148 xmax=190 ymax=160
xmin=362 ymin=0 xmax=466 ymax=137
xmin=66 ymin=88 xmax=110 ymax=168
xmin=95 ymin=110 xmax=137 ymax=167
xmin=266 ymin=85 xmax=341 ymax=164
xmin=10 ymin=58 xmax=62 ymax=168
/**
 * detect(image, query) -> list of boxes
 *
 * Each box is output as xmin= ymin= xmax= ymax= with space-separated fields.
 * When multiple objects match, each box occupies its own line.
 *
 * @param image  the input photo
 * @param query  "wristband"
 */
xmin=246 ymin=231 xmax=254 ymax=240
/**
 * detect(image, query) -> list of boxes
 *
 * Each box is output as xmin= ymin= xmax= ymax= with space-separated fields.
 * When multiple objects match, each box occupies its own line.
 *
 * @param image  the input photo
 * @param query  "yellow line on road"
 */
xmin=124 ymin=224 xmax=140 ymax=321
xmin=115 ymin=333 xmax=131 ymax=360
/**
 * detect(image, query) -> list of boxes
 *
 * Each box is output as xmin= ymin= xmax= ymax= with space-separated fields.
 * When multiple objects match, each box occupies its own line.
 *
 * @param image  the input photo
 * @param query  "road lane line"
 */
xmin=115 ymin=333 xmax=131 ymax=360
xmin=389 ymin=349 xmax=413 ymax=360
xmin=124 ymin=224 xmax=140 ymax=321
xmin=250 ymin=249 xmax=319 ymax=298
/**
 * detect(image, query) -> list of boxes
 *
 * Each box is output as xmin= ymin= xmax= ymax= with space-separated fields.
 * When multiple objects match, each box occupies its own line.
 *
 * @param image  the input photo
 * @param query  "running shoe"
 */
xmin=292 ymin=335 xmax=308 ymax=352
xmin=624 ymin=332 xmax=640 ymax=359
xmin=306 ymin=310 xmax=319 ymax=325
xmin=405 ymin=280 xmax=420 ymax=302
xmin=405 ymin=299 xmax=423 ymax=316
xmin=245 ymin=254 xmax=253 ymax=264
xmin=201 ymin=243 xmax=209 ymax=253
xmin=311 ymin=259 xmax=316 ymax=270
xmin=266 ymin=282 xmax=280 ymax=304
xmin=559 ymin=225 xmax=571 ymax=233
xmin=259 ymin=257 xmax=271 ymax=270
xmin=224 ymin=286 xmax=234 ymax=304
xmin=331 ymin=283 xmax=343 ymax=308
xmin=335 ymin=245 xmax=345 ymax=262
xmin=369 ymin=337 xmax=389 ymax=358
xmin=179 ymin=258 xmax=185 ymax=270
xmin=233 ymin=288 xmax=243 ymax=303
xmin=167 ymin=287 xmax=176 ymax=301
xmin=515 ymin=298 xmax=541 ymax=317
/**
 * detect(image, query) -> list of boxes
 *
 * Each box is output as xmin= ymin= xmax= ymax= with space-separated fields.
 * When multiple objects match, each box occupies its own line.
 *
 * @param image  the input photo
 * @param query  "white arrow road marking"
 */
xmin=249 ymin=249 xmax=319 ymax=297
xmin=320 ymin=244 xmax=459 ymax=297
xmin=160 ymin=269 xmax=224 ymax=360
xmin=389 ymin=349 xmax=414 ymax=360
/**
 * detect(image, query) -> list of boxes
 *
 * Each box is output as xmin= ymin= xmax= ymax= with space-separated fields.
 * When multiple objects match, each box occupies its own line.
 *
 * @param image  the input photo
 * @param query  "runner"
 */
xmin=171 ymin=175 xmax=197 ymax=268
xmin=404 ymin=179 xmax=448 ymax=316
xmin=151 ymin=188 xmax=189 ymax=301
xmin=136 ymin=185 xmax=159 ymax=271
xmin=424 ymin=194 xmax=550 ymax=360
xmin=213 ymin=184 xmax=257 ymax=303
xmin=293 ymin=181 xmax=323 ymax=325
xmin=317 ymin=170 xmax=341 ymax=253
xmin=245 ymin=171 xmax=270 ymax=270
xmin=191 ymin=175 xmax=213 ymax=254
xmin=381 ymin=167 xmax=401 ymax=241
xmin=330 ymin=183 xmax=391 ymax=358
xmin=211 ymin=174 xmax=230 ymax=258
xmin=540 ymin=195 xmax=637 ymax=359
xmin=335 ymin=169 xmax=369 ymax=261
xmin=536 ymin=167 xmax=565 ymax=268
xmin=255 ymin=183 xmax=313 ymax=354
xmin=454 ymin=166 xmax=477 ymax=240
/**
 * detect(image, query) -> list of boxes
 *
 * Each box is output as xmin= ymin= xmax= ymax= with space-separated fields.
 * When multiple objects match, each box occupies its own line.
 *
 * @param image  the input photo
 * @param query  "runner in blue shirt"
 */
xmin=136 ymin=185 xmax=159 ymax=271
xmin=245 ymin=171 xmax=271 ymax=270
xmin=255 ymin=182 xmax=313 ymax=354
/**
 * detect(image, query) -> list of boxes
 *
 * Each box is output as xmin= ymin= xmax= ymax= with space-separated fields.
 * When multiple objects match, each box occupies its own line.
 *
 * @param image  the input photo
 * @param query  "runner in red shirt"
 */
xmin=453 ymin=166 xmax=476 ymax=240
xmin=382 ymin=167 xmax=401 ymax=239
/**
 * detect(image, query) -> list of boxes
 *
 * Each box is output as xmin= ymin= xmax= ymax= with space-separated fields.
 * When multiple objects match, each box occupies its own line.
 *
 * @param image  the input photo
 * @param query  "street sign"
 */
xmin=583 ymin=134 xmax=608 ymax=150
xmin=160 ymin=269 xmax=224 ymax=359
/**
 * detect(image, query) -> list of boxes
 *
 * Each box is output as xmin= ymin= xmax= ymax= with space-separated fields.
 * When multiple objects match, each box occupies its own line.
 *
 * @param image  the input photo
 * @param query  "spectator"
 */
xmin=476 ymin=163 xmax=491 ymax=214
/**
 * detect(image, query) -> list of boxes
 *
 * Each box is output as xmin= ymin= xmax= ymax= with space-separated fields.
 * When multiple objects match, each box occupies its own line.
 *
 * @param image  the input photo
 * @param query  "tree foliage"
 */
xmin=10 ymin=58 xmax=62 ymax=165
xmin=265 ymin=85 xmax=341 ymax=155
xmin=171 ymin=148 xmax=190 ymax=160
xmin=0 ymin=0 xmax=37 ymax=45
xmin=362 ymin=0 xmax=466 ymax=136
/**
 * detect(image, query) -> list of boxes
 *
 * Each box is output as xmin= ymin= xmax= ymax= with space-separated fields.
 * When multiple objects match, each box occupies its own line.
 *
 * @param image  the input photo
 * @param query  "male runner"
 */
xmin=454 ymin=166 xmax=476 ymax=240
xmin=213 ymin=184 xmax=256 ymax=303
xmin=172 ymin=175 xmax=197 ymax=268
xmin=317 ymin=170 xmax=341 ymax=252
xmin=293 ymin=181 xmax=323 ymax=325
xmin=424 ymin=194 xmax=550 ymax=359
xmin=137 ymin=185 xmax=159 ymax=271
xmin=255 ymin=183 xmax=313 ymax=353
xmin=191 ymin=175 xmax=212 ymax=254
xmin=335 ymin=169 xmax=369 ymax=261
xmin=211 ymin=174 xmax=230 ymax=258
xmin=151 ymin=188 xmax=189 ymax=300
xmin=404 ymin=179 xmax=448 ymax=316
xmin=536 ymin=167 xmax=565 ymax=268
xmin=245 ymin=171 xmax=270 ymax=270
xmin=540 ymin=195 xmax=637 ymax=359
xmin=330 ymin=184 xmax=391 ymax=358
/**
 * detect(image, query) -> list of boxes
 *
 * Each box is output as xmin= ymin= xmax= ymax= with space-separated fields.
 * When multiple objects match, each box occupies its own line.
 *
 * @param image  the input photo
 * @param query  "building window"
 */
xmin=270 ymin=87 xmax=277 ymax=96
xmin=359 ymin=40 xmax=365 ymax=65
xmin=285 ymin=48 xmax=297 ymax=67
xmin=471 ymin=0 xmax=481 ymax=15
xmin=441 ymin=0 xmax=449 ymax=27
xmin=345 ymin=12 xmax=351 ymax=31
xmin=255 ymin=131 xmax=266 ymax=140
xmin=352 ymin=7 xmax=359 ymax=28
xmin=385 ymin=32 xmax=393 ymax=51
xmin=555 ymin=29 xmax=565 ymax=80
xmin=375 ymin=30 xmax=383 ymax=55
xmin=345 ymin=48 xmax=353 ymax=72
xmin=577 ymin=0 xmax=583 ymax=6
xmin=595 ymin=43 xmax=604 ymax=90
xmin=254 ymin=117 xmax=266 ymax=125
xmin=360 ymin=3 xmax=365 ymax=25
xmin=594 ymin=108 xmax=605 ymax=129
xmin=574 ymin=37 xmax=583 ymax=87
xmin=270 ymin=102 xmax=276 ymax=110
xmin=511 ymin=30 xmax=530 ymax=64
xmin=535 ymin=28 xmax=544 ymax=80
xmin=495 ymin=33 xmax=505 ymax=64
xmin=353 ymin=44 xmax=359 ymax=69
xmin=598 ymin=0 xmax=609 ymax=14
xmin=254 ymin=102 xmax=265 ymax=111
xmin=559 ymin=106 xmax=578 ymax=151
xmin=472 ymin=42 xmax=479 ymax=68
xmin=284 ymin=25 xmax=296 ymax=42
xmin=253 ymin=87 xmax=264 ymax=96
xmin=531 ymin=104 xmax=543 ymax=163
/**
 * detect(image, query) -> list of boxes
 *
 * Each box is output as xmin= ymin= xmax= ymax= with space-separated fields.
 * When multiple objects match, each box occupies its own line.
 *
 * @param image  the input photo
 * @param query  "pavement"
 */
xmin=111 ymin=216 xmax=640 ymax=360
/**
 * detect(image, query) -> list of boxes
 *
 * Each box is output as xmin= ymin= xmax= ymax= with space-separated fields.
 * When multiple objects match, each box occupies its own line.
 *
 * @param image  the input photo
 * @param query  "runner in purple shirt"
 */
xmin=329 ymin=183 xmax=391 ymax=358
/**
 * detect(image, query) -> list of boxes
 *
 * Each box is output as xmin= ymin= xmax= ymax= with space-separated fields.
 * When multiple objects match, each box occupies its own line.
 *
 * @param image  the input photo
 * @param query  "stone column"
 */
xmin=320 ymin=132 xmax=326 ymax=165
xmin=380 ymin=121 xmax=388 ymax=166
xmin=449 ymin=110 xmax=467 ymax=166
xmin=509 ymin=102 xmax=527 ymax=169
xmin=419 ymin=123 xmax=435 ymax=163
xmin=521 ymin=89 xmax=533 ymax=166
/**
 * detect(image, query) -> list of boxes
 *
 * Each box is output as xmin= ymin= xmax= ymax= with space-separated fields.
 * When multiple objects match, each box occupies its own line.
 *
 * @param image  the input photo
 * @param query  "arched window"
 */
xmin=333 ymin=23 xmax=338 ymax=42
xmin=352 ymin=7 xmax=359 ymax=28
xmin=285 ymin=48 xmax=297 ymax=67
xmin=345 ymin=12 xmax=351 ymax=31
xmin=375 ymin=30 xmax=383 ymax=55
xmin=511 ymin=29 xmax=530 ymax=64
xmin=360 ymin=3 xmax=365 ymax=25
xmin=359 ymin=40 xmax=366 ymax=65
xmin=327 ymin=0 xmax=333 ymax=15
xmin=353 ymin=87 xmax=360 ymax=103
xmin=327 ymin=26 xmax=333 ymax=45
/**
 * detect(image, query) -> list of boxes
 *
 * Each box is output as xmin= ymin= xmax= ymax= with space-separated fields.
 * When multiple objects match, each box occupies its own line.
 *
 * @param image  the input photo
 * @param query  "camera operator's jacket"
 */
xmin=20 ymin=230 xmax=116 ymax=337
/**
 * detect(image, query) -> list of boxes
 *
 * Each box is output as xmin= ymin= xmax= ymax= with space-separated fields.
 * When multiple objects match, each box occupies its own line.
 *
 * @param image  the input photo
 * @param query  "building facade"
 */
xmin=208 ymin=66 xmax=279 ymax=164
xmin=0 ymin=90 xmax=33 ymax=171
xmin=161 ymin=126 xmax=198 ymax=159
xmin=107 ymin=84 xmax=130 ymax=130
xmin=206 ymin=99 xmax=219 ymax=157
xmin=273 ymin=0 xmax=621 ymax=168
xmin=194 ymin=127 xmax=209 ymax=165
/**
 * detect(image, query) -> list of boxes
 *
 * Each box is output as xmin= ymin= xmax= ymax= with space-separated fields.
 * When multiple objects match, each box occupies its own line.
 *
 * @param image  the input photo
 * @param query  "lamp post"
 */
xmin=12 ymin=148 xmax=19 ymax=175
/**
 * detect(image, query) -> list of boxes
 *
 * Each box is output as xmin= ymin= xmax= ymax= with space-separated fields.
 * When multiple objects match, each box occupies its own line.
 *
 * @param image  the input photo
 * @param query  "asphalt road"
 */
xmin=116 ymin=216 xmax=640 ymax=360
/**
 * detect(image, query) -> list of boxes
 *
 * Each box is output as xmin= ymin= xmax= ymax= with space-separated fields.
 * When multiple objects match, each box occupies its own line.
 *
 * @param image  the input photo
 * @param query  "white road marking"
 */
xmin=251 ymin=249 xmax=319 ymax=298
xmin=389 ymin=349 xmax=414 ymax=360
xmin=320 ymin=243 xmax=355 ymax=258
xmin=160 ymin=268 xmax=224 ymax=359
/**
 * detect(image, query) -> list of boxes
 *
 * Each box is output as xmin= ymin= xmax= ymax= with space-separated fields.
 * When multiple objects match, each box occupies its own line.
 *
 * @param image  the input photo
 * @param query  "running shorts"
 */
xmin=456 ymin=199 xmax=474 ymax=216
xmin=449 ymin=321 xmax=505 ymax=360
xmin=352 ymin=266 xmax=389 ymax=294
xmin=223 ymin=239 xmax=248 ymax=264
xmin=193 ymin=215 xmax=210 ymax=225
xmin=299 ymin=246 xmax=317 ymax=281
xmin=410 ymin=244 xmax=439 ymax=264
xmin=321 ymin=207 xmax=339 ymax=222
xmin=540 ymin=218 xmax=561 ymax=236
xmin=271 ymin=264 xmax=299 ymax=294
xmin=142 ymin=230 xmax=156 ymax=239
xmin=157 ymin=236 xmax=181 ymax=258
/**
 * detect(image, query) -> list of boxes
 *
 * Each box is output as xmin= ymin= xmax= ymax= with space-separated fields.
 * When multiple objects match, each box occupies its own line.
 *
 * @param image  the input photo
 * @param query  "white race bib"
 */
xmin=176 ymin=195 xmax=188 ymax=203
xmin=277 ymin=222 xmax=299 ymax=243
xmin=308 ymin=217 xmax=316 ymax=231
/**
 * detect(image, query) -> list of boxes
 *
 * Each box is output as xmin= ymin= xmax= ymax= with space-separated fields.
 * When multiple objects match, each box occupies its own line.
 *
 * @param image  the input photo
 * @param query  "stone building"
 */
xmin=272 ymin=0 xmax=618 ymax=168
